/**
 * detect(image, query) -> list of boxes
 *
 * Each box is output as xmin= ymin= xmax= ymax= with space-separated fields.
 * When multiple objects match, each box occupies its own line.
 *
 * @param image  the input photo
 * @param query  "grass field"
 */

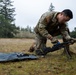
xmin=0 ymin=38 xmax=76 ymax=75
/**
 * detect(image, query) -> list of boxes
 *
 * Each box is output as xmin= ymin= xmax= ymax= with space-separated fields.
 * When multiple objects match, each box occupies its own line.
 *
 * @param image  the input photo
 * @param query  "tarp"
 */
xmin=0 ymin=52 xmax=38 ymax=62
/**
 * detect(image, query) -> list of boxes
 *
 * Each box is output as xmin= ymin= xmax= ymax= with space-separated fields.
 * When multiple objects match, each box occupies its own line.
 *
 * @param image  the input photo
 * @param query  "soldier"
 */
xmin=29 ymin=9 xmax=74 ymax=55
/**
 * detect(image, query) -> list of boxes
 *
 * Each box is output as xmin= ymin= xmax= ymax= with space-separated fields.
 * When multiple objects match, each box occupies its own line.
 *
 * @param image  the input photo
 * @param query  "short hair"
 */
xmin=62 ymin=9 xmax=73 ymax=19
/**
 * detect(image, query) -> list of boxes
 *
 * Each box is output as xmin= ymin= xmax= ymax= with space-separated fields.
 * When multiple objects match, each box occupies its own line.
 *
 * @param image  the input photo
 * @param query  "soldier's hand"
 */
xmin=67 ymin=38 xmax=76 ymax=44
xmin=51 ymin=37 xmax=59 ymax=44
xmin=47 ymin=34 xmax=53 ymax=40
xmin=69 ymin=38 xmax=76 ymax=44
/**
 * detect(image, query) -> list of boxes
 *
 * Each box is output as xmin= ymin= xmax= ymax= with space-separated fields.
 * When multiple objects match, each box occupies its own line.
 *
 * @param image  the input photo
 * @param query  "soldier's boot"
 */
xmin=28 ymin=43 xmax=35 ymax=52
xmin=28 ymin=46 xmax=35 ymax=52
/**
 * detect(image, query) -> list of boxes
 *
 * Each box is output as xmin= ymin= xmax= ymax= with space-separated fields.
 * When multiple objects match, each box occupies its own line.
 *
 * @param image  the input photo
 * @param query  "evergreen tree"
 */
xmin=70 ymin=27 xmax=76 ymax=38
xmin=0 ymin=0 xmax=15 ymax=22
xmin=49 ymin=3 xmax=55 ymax=11
xmin=0 ymin=0 xmax=18 ymax=38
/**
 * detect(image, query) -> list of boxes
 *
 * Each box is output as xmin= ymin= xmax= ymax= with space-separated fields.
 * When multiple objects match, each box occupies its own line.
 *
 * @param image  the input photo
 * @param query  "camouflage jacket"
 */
xmin=34 ymin=11 xmax=71 ymax=40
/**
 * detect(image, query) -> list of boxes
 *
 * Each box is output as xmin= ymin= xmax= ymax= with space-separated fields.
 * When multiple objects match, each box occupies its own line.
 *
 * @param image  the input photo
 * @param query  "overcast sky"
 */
xmin=12 ymin=0 xmax=76 ymax=31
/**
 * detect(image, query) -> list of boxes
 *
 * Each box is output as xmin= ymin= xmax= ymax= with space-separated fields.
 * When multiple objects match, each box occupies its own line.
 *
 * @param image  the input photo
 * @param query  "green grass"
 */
xmin=0 ymin=38 xmax=76 ymax=75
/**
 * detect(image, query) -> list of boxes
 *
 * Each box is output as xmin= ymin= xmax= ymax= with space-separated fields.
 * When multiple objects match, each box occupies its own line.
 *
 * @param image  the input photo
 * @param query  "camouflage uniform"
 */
xmin=34 ymin=11 xmax=71 ymax=50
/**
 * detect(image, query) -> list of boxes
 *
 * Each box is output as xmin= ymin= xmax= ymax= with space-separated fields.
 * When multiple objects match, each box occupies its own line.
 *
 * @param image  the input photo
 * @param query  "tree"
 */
xmin=49 ymin=3 xmax=55 ymax=11
xmin=70 ymin=27 xmax=76 ymax=38
xmin=74 ymin=27 xmax=76 ymax=31
xmin=0 ymin=0 xmax=15 ymax=22
xmin=0 ymin=0 xmax=18 ymax=38
xmin=25 ymin=25 xmax=32 ymax=33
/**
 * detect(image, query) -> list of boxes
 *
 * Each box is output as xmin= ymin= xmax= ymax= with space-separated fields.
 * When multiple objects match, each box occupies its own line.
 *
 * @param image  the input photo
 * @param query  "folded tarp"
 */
xmin=0 ymin=52 xmax=38 ymax=62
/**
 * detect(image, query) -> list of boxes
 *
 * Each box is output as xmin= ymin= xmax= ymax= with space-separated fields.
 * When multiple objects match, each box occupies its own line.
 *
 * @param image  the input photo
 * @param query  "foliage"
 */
xmin=0 ymin=0 xmax=15 ymax=22
xmin=0 ymin=0 xmax=19 ymax=38
xmin=70 ymin=27 xmax=76 ymax=38
xmin=15 ymin=26 xmax=35 ymax=38
xmin=49 ymin=3 xmax=55 ymax=11
xmin=21 ymin=25 xmax=33 ymax=33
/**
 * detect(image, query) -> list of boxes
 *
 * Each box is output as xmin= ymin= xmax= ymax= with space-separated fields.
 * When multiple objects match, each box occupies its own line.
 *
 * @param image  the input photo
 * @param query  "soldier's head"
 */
xmin=57 ymin=9 xmax=73 ymax=23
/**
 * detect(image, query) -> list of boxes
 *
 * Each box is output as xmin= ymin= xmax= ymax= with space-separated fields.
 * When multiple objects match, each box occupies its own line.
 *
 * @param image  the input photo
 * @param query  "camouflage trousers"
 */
xmin=34 ymin=33 xmax=47 ymax=50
